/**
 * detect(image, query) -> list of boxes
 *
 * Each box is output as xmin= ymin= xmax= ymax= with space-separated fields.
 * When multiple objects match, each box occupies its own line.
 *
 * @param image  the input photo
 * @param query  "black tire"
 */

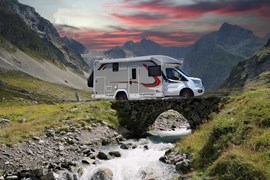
xmin=116 ymin=92 xmax=128 ymax=100
xmin=180 ymin=89 xmax=194 ymax=98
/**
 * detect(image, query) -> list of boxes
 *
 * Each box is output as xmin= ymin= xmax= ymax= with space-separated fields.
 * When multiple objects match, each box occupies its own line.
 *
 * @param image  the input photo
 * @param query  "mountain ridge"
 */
xmin=183 ymin=22 xmax=265 ymax=89
xmin=104 ymin=38 xmax=190 ymax=59
xmin=0 ymin=0 xmax=89 ymax=90
xmin=222 ymin=38 xmax=270 ymax=89
xmin=0 ymin=0 xmax=89 ymax=74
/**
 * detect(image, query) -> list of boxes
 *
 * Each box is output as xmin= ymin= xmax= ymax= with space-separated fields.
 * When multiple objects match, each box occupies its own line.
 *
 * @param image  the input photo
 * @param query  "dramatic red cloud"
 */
xmin=57 ymin=26 xmax=201 ymax=51
xmin=121 ymin=0 xmax=270 ymax=20
xmin=112 ymin=13 xmax=170 ymax=26
xmin=56 ymin=0 xmax=270 ymax=51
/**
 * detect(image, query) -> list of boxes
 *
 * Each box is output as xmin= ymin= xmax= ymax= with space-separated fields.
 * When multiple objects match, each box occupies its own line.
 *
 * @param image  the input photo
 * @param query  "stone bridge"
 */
xmin=111 ymin=97 xmax=223 ymax=137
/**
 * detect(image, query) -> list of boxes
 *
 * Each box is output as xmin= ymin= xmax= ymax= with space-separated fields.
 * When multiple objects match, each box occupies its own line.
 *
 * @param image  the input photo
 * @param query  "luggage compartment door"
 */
xmin=95 ymin=77 xmax=106 ymax=95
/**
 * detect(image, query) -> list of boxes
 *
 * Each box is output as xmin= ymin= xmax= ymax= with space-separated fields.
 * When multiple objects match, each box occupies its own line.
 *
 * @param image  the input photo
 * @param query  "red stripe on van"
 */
xmin=142 ymin=64 xmax=161 ymax=88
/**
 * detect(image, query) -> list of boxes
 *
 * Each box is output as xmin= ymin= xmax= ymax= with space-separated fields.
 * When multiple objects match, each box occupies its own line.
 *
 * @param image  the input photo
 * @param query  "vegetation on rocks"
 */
xmin=175 ymin=85 xmax=270 ymax=179
xmin=0 ymin=101 xmax=118 ymax=144
xmin=0 ymin=71 xmax=118 ymax=144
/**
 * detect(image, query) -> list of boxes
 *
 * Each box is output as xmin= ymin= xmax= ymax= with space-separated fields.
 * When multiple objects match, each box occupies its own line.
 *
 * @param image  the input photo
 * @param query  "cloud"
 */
xmin=112 ymin=12 xmax=170 ymax=26
xmin=56 ymin=26 xmax=202 ymax=50
xmin=121 ymin=0 xmax=270 ymax=20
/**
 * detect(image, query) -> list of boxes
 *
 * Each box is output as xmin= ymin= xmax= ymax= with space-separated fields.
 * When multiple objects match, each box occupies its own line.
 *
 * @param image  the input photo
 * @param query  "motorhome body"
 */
xmin=88 ymin=55 xmax=204 ymax=100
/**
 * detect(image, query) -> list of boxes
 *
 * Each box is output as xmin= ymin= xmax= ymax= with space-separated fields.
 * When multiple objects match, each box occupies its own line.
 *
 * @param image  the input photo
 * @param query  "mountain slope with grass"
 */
xmin=0 ymin=71 xmax=91 ymax=103
xmin=222 ymin=38 xmax=270 ymax=89
xmin=62 ymin=36 xmax=89 ymax=54
xmin=0 ymin=0 xmax=89 ymax=73
xmin=175 ymin=41 xmax=270 ymax=179
xmin=0 ymin=0 xmax=91 ymax=90
xmin=183 ymin=23 xmax=264 ymax=89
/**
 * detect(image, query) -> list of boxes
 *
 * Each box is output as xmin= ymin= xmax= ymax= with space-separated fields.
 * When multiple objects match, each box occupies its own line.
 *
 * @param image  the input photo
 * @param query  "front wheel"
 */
xmin=180 ymin=89 xmax=194 ymax=98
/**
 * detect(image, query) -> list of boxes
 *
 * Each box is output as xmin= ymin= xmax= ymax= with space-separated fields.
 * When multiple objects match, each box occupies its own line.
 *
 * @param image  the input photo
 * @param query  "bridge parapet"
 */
xmin=111 ymin=97 xmax=223 ymax=137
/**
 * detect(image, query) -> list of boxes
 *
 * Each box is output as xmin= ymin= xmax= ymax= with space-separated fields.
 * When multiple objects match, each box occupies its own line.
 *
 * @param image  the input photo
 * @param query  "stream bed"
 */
xmin=80 ymin=128 xmax=191 ymax=180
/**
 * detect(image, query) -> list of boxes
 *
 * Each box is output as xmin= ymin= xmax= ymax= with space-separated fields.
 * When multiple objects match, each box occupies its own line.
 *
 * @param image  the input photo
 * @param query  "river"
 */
xmin=80 ymin=128 xmax=191 ymax=180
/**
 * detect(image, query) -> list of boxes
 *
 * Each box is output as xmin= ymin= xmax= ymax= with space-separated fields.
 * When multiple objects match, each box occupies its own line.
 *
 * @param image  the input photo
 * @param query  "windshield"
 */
xmin=176 ymin=67 xmax=190 ymax=77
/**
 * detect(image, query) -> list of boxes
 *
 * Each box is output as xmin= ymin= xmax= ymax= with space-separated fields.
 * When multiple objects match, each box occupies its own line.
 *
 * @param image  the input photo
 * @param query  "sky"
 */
xmin=19 ymin=0 xmax=270 ymax=51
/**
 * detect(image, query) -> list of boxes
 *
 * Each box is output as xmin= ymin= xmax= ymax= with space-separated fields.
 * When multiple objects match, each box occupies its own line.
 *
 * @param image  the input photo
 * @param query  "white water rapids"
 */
xmin=80 ymin=128 xmax=191 ymax=180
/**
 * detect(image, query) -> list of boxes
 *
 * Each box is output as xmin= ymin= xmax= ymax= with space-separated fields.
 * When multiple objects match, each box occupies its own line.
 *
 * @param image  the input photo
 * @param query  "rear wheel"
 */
xmin=116 ymin=92 xmax=128 ymax=101
xmin=180 ymin=89 xmax=194 ymax=98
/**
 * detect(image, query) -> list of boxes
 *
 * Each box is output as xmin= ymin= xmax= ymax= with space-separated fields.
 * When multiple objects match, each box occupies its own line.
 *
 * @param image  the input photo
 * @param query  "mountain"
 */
xmin=0 ymin=0 xmax=89 ymax=74
xmin=104 ymin=46 xmax=126 ymax=58
xmin=104 ymin=38 xmax=190 ymax=59
xmin=183 ymin=23 xmax=265 ymax=89
xmin=222 ymin=38 xmax=270 ymax=89
xmin=0 ymin=0 xmax=89 ymax=90
xmin=62 ymin=37 xmax=89 ymax=54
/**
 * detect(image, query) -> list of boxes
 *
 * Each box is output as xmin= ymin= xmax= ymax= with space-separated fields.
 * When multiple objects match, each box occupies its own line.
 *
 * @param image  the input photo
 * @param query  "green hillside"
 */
xmin=0 ymin=71 xmax=91 ymax=103
xmin=175 ymin=75 xmax=270 ymax=179
xmin=183 ymin=23 xmax=264 ymax=89
xmin=0 ymin=0 xmax=89 ymax=73
xmin=0 ymin=71 xmax=120 ymax=145
xmin=222 ymin=42 xmax=270 ymax=89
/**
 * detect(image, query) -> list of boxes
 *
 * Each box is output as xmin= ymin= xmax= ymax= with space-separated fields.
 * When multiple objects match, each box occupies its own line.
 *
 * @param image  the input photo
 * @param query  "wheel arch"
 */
xmin=180 ymin=88 xmax=194 ymax=97
xmin=114 ymin=89 xmax=128 ymax=99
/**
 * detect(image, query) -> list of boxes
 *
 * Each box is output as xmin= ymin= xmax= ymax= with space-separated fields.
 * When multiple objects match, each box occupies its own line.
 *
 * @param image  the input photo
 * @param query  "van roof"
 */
xmin=97 ymin=55 xmax=182 ymax=65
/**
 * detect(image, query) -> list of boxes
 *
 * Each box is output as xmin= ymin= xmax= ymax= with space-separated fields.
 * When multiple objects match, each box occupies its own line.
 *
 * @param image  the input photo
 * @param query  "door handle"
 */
xmin=129 ymin=79 xmax=132 ymax=85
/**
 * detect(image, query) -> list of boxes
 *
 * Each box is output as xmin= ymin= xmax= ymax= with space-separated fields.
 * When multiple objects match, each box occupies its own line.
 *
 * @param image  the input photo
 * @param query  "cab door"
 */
xmin=163 ymin=68 xmax=185 ymax=96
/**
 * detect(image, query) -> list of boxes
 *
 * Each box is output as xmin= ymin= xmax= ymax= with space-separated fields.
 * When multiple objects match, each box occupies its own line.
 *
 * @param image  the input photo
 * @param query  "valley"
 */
xmin=0 ymin=0 xmax=270 ymax=179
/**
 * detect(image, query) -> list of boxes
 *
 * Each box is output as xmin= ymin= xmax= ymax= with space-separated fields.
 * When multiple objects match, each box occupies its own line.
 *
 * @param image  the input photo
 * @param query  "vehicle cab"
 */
xmin=163 ymin=64 xmax=204 ymax=98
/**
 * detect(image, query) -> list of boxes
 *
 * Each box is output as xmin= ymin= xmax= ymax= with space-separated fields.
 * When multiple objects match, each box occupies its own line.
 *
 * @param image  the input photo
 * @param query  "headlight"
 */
xmin=192 ymin=79 xmax=201 ymax=85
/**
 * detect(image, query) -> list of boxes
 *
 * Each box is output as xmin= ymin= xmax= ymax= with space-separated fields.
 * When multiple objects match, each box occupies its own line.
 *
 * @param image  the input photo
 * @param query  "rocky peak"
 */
xmin=0 ymin=0 xmax=59 ymax=40
xmin=217 ymin=22 xmax=258 ymax=43
xmin=123 ymin=40 xmax=135 ymax=48
xmin=140 ymin=38 xmax=160 ymax=47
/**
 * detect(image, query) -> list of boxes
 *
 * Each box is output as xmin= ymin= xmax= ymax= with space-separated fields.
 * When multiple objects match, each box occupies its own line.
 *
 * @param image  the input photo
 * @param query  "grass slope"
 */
xmin=0 ymin=71 xmax=91 ymax=102
xmin=0 ymin=71 xmax=118 ymax=144
xmin=176 ymin=86 xmax=270 ymax=179
xmin=0 ymin=101 xmax=118 ymax=144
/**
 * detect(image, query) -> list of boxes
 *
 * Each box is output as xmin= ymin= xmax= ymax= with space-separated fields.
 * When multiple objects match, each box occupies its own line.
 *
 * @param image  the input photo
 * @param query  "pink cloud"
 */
xmin=56 ymin=26 xmax=202 ymax=50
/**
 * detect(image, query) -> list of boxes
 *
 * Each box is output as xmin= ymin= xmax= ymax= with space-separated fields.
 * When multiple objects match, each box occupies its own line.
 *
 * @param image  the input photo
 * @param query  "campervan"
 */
xmin=88 ymin=55 xmax=204 ymax=100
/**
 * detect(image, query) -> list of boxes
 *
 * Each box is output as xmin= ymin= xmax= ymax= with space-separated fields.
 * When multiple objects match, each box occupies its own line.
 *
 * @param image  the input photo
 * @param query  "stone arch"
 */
xmin=149 ymin=110 xmax=190 ymax=131
xmin=111 ymin=97 xmax=222 ymax=137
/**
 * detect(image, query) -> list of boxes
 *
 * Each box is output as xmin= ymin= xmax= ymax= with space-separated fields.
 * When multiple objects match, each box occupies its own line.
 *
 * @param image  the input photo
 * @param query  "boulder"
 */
xmin=90 ymin=168 xmax=113 ymax=180
xmin=108 ymin=151 xmax=121 ymax=157
xmin=82 ymin=157 xmax=93 ymax=165
xmin=175 ymin=160 xmax=191 ymax=174
xmin=97 ymin=152 xmax=110 ymax=160
xmin=119 ymin=143 xmax=132 ymax=150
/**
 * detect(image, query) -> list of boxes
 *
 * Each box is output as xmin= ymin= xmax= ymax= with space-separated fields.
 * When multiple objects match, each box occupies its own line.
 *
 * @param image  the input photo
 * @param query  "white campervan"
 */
xmin=88 ymin=55 xmax=204 ymax=100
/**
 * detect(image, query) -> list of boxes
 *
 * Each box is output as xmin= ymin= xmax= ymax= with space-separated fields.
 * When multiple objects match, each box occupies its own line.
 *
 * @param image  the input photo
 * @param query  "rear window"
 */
xmin=148 ymin=65 xmax=161 ymax=76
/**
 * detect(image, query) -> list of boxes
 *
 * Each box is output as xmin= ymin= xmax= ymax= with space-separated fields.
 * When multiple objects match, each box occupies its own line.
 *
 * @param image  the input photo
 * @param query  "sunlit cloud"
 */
xmin=19 ymin=0 xmax=270 ymax=50
xmin=56 ymin=25 xmax=202 ymax=50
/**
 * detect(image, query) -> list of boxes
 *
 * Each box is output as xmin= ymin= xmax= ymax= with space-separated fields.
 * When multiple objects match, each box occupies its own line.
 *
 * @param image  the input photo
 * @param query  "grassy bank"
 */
xmin=0 ymin=71 xmax=119 ymax=144
xmin=0 ymin=101 xmax=118 ymax=144
xmin=175 ymin=87 xmax=270 ymax=179
xmin=0 ymin=71 xmax=91 ymax=103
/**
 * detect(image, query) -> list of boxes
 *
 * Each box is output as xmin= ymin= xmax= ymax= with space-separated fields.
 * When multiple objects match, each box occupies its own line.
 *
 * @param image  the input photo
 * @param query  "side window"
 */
xmin=148 ymin=65 xmax=161 ymax=76
xmin=132 ymin=68 xmax=136 ymax=79
xmin=166 ymin=68 xmax=179 ymax=80
xmin=112 ymin=63 xmax=119 ymax=72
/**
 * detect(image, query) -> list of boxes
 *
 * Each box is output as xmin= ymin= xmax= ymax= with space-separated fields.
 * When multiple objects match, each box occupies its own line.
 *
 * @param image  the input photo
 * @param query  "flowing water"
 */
xmin=80 ymin=128 xmax=191 ymax=180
